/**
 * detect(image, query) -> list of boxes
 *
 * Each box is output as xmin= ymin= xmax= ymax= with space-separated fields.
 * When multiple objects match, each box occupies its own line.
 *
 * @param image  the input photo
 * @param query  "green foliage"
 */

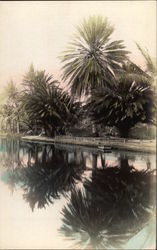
xmin=0 ymin=18 xmax=156 ymax=139
xmin=61 ymin=15 xmax=129 ymax=97
xmin=86 ymin=65 xmax=156 ymax=137
xmin=21 ymin=65 xmax=81 ymax=136
xmin=0 ymin=92 xmax=6 ymax=104
xmin=4 ymin=79 xmax=17 ymax=99
xmin=136 ymin=43 xmax=156 ymax=77
xmin=129 ymin=123 xmax=156 ymax=140
xmin=0 ymin=80 xmax=22 ymax=133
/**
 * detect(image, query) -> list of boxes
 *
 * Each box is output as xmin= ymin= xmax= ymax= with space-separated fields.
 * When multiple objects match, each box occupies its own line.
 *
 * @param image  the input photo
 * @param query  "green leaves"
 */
xmin=61 ymin=16 xmax=129 ymax=97
xmin=21 ymin=66 xmax=81 ymax=135
xmin=136 ymin=43 xmax=157 ymax=77
xmin=0 ymin=80 xmax=23 ymax=133
xmin=86 ymin=62 xmax=156 ymax=137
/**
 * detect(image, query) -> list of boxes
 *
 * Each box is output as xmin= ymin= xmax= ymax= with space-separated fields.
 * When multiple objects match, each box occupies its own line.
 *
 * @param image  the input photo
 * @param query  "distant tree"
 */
xmin=0 ymin=80 xmax=21 ymax=133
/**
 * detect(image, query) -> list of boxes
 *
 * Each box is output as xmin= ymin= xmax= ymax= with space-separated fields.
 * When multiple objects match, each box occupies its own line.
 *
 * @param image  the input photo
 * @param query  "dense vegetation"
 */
xmin=0 ymin=16 xmax=156 ymax=138
xmin=86 ymin=61 xmax=156 ymax=137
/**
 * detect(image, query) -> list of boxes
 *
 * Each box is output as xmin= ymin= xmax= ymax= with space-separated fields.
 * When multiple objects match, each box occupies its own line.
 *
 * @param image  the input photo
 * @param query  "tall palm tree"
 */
xmin=61 ymin=16 xmax=129 ymax=98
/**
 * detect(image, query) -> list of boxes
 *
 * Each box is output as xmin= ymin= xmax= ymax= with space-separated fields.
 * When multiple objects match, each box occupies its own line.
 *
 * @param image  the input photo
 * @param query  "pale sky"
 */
xmin=0 ymin=1 xmax=156 ymax=89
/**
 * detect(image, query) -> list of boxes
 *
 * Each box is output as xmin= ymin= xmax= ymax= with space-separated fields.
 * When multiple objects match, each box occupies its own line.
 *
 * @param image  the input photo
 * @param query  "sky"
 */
xmin=0 ymin=1 xmax=156 ymax=90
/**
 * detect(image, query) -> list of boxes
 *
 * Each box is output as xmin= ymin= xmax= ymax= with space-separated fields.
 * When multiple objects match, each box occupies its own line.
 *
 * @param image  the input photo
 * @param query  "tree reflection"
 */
xmin=2 ymin=144 xmax=86 ymax=211
xmin=59 ymin=160 xmax=156 ymax=249
xmin=1 ymin=138 xmax=156 ymax=247
xmin=0 ymin=138 xmax=21 ymax=169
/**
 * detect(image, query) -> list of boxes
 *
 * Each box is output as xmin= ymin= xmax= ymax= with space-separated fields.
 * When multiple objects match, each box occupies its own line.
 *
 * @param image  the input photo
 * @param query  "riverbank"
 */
xmin=21 ymin=135 xmax=156 ymax=153
xmin=0 ymin=132 xmax=22 ymax=140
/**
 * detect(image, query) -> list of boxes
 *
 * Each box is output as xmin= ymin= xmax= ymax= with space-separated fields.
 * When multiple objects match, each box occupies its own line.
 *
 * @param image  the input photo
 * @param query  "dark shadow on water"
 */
xmin=59 ymin=160 xmax=156 ymax=249
xmin=1 ymin=140 xmax=86 ymax=210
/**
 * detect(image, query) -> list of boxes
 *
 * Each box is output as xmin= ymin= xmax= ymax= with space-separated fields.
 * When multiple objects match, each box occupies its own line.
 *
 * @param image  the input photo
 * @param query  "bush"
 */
xmin=129 ymin=123 xmax=156 ymax=140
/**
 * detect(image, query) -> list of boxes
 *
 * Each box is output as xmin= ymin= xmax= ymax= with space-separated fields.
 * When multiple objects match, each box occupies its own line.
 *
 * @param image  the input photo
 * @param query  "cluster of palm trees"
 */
xmin=0 ymin=65 xmax=82 ymax=136
xmin=0 ymin=16 xmax=156 ymax=138
xmin=21 ymin=65 xmax=82 ymax=136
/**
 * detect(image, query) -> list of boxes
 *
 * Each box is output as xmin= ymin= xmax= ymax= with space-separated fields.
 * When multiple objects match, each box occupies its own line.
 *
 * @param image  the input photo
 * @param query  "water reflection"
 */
xmin=1 ymin=143 xmax=86 ymax=210
xmin=0 ymin=138 xmax=156 ymax=249
xmin=0 ymin=138 xmax=21 ymax=168
xmin=59 ymin=160 xmax=156 ymax=249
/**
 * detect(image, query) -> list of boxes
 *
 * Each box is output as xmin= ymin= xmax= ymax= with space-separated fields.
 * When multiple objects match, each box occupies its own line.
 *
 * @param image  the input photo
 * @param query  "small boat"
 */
xmin=98 ymin=145 xmax=112 ymax=152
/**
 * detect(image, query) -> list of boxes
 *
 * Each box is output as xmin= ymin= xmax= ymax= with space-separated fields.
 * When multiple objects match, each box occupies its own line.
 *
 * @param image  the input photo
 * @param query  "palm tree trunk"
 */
xmin=118 ymin=126 xmax=130 ymax=138
xmin=91 ymin=85 xmax=99 ymax=136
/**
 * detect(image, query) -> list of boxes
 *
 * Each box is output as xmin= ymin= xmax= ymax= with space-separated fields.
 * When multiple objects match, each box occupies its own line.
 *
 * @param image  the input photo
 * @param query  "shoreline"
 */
xmin=20 ymin=135 xmax=156 ymax=154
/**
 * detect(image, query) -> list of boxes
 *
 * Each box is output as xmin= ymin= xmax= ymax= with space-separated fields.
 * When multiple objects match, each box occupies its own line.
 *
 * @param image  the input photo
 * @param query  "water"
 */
xmin=0 ymin=138 xmax=156 ymax=249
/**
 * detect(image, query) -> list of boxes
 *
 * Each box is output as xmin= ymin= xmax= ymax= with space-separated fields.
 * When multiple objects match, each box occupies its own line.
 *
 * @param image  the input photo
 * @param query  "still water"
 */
xmin=0 ymin=138 xmax=156 ymax=249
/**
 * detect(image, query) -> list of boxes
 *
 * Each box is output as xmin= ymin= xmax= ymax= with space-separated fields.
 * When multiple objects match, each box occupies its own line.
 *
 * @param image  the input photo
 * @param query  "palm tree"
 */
xmin=61 ymin=16 xmax=129 ymax=98
xmin=21 ymin=66 xmax=81 ymax=136
xmin=136 ymin=43 xmax=156 ymax=78
xmin=86 ymin=63 xmax=156 ymax=137
xmin=22 ymin=66 xmax=60 ymax=135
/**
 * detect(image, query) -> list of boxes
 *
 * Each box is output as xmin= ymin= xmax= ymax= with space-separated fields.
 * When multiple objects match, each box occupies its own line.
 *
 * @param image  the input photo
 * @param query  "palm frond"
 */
xmin=61 ymin=16 xmax=129 ymax=97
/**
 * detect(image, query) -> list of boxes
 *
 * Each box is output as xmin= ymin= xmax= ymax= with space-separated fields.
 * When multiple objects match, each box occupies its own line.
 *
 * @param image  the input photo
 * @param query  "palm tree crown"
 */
xmin=86 ymin=66 xmax=156 ymax=137
xmin=21 ymin=66 xmax=81 ymax=136
xmin=61 ymin=16 xmax=129 ymax=97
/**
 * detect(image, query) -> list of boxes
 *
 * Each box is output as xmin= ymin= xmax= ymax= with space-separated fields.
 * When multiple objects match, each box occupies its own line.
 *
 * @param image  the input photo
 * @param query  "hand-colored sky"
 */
xmin=0 ymin=1 xmax=156 ymax=89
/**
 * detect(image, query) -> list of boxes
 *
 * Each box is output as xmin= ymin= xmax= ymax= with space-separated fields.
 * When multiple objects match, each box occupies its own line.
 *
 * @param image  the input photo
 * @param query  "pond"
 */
xmin=0 ymin=138 xmax=156 ymax=249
